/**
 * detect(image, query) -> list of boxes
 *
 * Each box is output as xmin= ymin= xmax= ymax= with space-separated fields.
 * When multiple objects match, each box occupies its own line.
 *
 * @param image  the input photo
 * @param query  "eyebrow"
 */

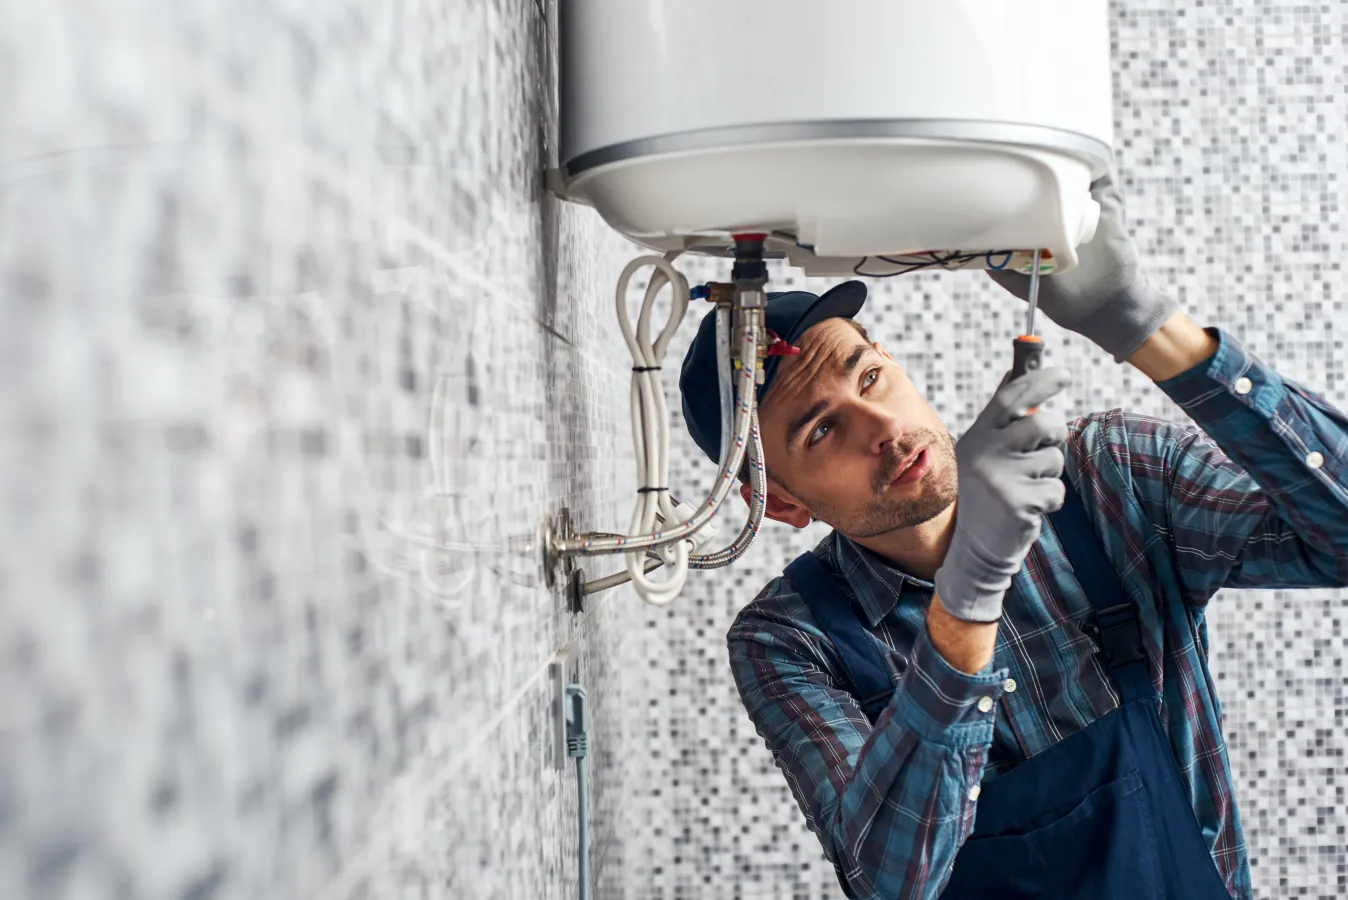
xmin=783 ymin=343 xmax=875 ymax=451
xmin=840 ymin=344 xmax=870 ymax=377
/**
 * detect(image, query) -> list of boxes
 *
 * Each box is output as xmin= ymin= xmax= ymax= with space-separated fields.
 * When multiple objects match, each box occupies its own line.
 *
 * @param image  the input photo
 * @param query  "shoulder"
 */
xmin=1067 ymin=407 xmax=1201 ymax=456
xmin=726 ymin=548 xmax=834 ymax=662
xmin=727 ymin=569 xmax=813 ymax=649
xmin=1066 ymin=408 xmax=1205 ymax=483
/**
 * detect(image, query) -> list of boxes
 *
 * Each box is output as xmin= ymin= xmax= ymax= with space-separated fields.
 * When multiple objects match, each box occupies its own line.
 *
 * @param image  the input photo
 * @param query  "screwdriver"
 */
xmin=1011 ymin=248 xmax=1045 ymax=378
xmin=1010 ymin=248 xmax=1045 ymax=412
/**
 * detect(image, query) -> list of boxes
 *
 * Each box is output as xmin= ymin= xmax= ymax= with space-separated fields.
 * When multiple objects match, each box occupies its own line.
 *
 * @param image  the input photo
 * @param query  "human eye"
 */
xmin=861 ymin=367 xmax=881 ymax=391
xmin=806 ymin=420 xmax=832 ymax=448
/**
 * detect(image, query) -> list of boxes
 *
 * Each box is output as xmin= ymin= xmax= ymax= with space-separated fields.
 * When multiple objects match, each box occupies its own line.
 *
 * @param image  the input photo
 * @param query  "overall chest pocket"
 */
xmin=941 ymin=770 xmax=1164 ymax=900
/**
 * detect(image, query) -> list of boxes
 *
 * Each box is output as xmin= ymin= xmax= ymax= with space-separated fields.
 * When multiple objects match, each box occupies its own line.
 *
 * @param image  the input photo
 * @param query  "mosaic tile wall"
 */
xmin=629 ymin=3 xmax=1348 ymax=899
xmin=1 ymin=1 xmax=648 ymax=899
xmin=5 ymin=1 xmax=1348 ymax=899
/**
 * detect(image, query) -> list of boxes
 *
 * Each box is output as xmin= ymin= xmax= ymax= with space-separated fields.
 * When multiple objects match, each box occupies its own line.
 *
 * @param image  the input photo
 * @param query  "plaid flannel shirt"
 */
xmin=727 ymin=328 xmax=1348 ymax=900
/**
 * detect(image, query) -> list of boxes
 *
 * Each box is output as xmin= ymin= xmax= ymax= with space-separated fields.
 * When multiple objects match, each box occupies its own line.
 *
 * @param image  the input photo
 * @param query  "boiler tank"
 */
xmin=553 ymin=0 xmax=1115 ymax=275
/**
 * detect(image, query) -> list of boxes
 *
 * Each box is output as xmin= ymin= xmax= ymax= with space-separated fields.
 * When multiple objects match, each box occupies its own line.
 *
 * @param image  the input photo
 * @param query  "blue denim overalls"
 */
xmin=784 ymin=479 xmax=1233 ymax=899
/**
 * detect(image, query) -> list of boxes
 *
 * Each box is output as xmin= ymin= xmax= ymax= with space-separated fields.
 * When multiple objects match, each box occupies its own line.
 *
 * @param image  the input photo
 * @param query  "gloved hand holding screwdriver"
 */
xmin=932 ymin=170 xmax=1172 ymax=625
xmin=933 ymin=364 xmax=1072 ymax=623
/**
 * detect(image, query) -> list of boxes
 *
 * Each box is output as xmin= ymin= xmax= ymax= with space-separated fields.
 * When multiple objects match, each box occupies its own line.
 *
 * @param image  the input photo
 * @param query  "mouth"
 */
xmin=887 ymin=446 xmax=931 ymax=489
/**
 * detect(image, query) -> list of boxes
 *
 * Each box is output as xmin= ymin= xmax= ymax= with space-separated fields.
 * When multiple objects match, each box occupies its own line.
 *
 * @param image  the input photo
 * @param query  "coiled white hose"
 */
xmin=562 ymin=253 xmax=764 ymax=605
xmin=609 ymin=251 xmax=773 ymax=604
xmin=616 ymin=254 xmax=697 ymax=604
xmin=564 ymin=304 xmax=755 ymax=566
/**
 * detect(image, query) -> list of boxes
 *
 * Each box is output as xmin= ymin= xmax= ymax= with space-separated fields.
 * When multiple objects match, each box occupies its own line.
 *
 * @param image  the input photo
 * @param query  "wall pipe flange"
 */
xmin=541 ymin=506 xmax=577 ymax=591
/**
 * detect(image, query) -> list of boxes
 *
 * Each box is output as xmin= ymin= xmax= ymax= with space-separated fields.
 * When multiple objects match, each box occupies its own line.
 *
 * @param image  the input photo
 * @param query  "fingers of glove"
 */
xmin=1089 ymin=167 xmax=1116 ymax=195
xmin=997 ymin=363 xmax=1067 ymax=417
xmin=999 ymin=411 xmax=1069 ymax=453
xmin=1026 ymin=476 xmax=1067 ymax=514
xmin=1089 ymin=169 xmax=1128 ymax=226
xmin=1021 ymin=444 xmax=1067 ymax=480
xmin=992 ymin=367 xmax=1072 ymax=424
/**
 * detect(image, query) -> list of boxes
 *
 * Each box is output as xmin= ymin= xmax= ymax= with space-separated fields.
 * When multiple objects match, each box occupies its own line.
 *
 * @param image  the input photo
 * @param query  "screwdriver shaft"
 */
xmin=1026 ymin=248 xmax=1042 ymax=337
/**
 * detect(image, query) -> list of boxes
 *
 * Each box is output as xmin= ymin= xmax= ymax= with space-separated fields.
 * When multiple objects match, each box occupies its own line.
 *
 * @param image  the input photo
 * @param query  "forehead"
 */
xmin=795 ymin=316 xmax=864 ymax=357
xmin=761 ymin=318 xmax=869 ymax=414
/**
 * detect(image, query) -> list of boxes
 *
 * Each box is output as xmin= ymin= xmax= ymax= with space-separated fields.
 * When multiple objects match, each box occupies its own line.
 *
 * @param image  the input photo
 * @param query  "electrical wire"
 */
xmin=852 ymin=250 xmax=987 ymax=278
xmin=579 ymin=406 xmax=765 ymax=589
xmin=986 ymin=250 xmax=1014 ymax=271
xmin=579 ymin=401 xmax=763 ymax=592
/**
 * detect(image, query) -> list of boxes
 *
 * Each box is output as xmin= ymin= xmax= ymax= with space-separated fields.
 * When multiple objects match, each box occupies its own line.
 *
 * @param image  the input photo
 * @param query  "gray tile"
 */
xmin=3 ymin=1 xmax=1347 ymax=899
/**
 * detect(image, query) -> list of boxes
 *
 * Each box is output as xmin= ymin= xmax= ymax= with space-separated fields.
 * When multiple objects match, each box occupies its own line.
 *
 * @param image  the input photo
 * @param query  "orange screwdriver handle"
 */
xmin=1011 ymin=335 xmax=1045 ymax=414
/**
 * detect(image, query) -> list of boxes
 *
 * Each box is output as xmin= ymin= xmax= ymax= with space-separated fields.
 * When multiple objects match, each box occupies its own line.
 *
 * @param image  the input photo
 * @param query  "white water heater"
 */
xmin=553 ymin=0 xmax=1115 ymax=276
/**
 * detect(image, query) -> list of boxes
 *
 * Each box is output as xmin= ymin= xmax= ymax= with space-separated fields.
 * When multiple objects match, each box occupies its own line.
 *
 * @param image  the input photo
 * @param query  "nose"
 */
xmin=847 ymin=398 xmax=906 ymax=457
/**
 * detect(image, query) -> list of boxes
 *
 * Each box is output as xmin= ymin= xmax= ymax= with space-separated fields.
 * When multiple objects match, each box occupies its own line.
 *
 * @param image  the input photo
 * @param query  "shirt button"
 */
xmin=1004 ymin=678 xmax=1018 ymax=694
xmin=969 ymin=784 xmax=982 ymax=802
xmin=1234 ymin=376 xmax=1253 ymax=395
xmin=976 ymin=696 xmax=995 ymax=713
xmin=1306 ymin=451 xmax=1325 ymax=469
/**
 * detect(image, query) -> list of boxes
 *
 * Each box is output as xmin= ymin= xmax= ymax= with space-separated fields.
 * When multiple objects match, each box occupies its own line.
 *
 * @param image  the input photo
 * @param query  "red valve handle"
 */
xmin=764 ymin=330 xmax=802 ymax=357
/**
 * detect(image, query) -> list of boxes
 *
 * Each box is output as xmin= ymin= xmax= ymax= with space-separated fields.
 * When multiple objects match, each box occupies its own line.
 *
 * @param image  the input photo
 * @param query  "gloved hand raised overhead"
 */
xmin=988 ymin=172 xmax=1178 ymax=363
xmin=933 ymin=366 xmax=1072 ymax=623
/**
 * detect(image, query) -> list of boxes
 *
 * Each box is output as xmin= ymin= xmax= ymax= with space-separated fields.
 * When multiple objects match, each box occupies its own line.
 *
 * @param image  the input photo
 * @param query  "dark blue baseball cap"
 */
xmin=679 ymin=280 xmax=869 ymax=464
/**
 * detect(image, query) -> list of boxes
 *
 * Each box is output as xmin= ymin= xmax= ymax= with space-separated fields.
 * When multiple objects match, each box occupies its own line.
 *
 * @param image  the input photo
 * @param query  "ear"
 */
xmin=873 ymin=340 xmax=894 ymax=361
xmin=740 ymin=481 xmax=812 ymax=529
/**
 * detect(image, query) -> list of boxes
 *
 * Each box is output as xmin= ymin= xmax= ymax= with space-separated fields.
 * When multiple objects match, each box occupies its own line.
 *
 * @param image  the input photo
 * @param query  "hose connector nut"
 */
xmin=731 ymin=233 xmax=768 ymax=287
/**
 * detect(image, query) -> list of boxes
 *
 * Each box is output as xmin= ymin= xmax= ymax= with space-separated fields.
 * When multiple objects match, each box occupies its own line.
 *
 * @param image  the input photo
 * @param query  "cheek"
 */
xmin=796 ymin=451 xmax=877 ymax=500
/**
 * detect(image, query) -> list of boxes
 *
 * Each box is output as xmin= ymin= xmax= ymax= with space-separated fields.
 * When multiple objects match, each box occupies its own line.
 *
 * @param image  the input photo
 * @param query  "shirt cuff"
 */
xmin=1157 ymin=327 xmax=1284 ymax=420
xmin=893 ymin=626 xmax=1009 ymax=749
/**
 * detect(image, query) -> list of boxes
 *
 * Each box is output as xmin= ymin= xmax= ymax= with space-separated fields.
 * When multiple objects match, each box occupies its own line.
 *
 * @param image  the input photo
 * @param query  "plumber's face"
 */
xmin=754 ymin=318 xmax=958 ymax=538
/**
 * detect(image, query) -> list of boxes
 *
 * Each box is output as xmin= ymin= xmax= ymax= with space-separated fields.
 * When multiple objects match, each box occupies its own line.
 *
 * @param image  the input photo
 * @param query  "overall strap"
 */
xmin=785 ymin=552 xmax=894 ymax=723
xmin=1047 ymin=477 xmax=1152 ymax=701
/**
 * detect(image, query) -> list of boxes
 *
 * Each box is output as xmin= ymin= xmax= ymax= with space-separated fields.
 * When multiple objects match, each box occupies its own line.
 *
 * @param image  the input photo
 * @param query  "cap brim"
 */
xmin=783 ymin=280 xmax=868 ymax=344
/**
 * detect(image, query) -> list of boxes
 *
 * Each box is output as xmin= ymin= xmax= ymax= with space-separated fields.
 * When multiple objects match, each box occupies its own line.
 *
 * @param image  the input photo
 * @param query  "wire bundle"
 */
xmin=852 ymin=249 xmax=1022 ymax=277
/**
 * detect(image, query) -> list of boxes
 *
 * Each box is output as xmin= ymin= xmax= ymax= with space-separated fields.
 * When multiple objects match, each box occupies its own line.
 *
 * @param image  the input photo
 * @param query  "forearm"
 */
xmin=928 ymin=593 xmax=998 ymax=675
xmin=827 ymin=628 xmax=1005 ymax=899
xmin=1126 ymin=310 xmax=1219 ymax=382
xmin=733 ymin=624 xmax=1006 ymax=900
xmin=1138 ymin=323 xmax=1348 ymax=587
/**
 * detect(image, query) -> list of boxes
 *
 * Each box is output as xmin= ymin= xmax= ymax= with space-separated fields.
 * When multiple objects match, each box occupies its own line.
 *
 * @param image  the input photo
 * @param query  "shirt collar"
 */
xmin=826 ymin=530 xmax=935 ymax=627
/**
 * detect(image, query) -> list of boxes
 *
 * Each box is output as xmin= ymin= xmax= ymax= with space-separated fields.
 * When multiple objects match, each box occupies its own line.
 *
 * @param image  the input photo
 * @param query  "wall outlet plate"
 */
xmin=548 ymin=649 xmax=581 ymax=770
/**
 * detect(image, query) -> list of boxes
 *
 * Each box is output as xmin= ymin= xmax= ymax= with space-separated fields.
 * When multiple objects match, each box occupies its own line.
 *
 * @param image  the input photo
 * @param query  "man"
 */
xmin=677 ymin=174 xmax=1348 ymax=900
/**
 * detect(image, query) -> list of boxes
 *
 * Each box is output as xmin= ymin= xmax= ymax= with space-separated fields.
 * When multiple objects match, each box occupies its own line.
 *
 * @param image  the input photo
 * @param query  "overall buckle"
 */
xmin=1093 ymin=602 xmax=1146 ymax=668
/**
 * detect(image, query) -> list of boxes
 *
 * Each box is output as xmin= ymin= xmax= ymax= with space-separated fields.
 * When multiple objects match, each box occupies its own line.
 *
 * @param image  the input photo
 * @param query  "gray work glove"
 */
xmin=933 ymin=367 xmax=1071 ymax=623
xmin=988 ymin=171 xmax=1177 ymax=363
